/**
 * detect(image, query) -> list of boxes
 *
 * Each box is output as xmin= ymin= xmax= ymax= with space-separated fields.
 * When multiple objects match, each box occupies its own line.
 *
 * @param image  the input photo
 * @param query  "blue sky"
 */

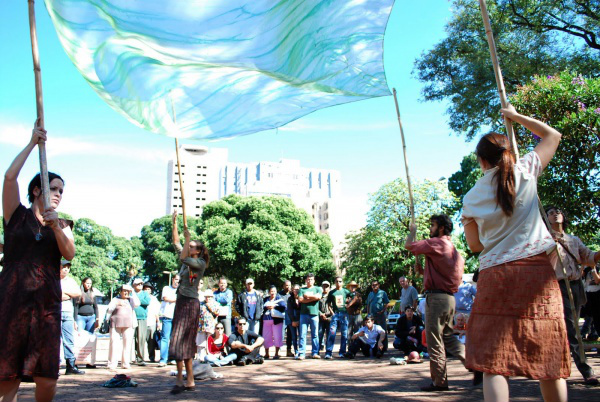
xmin=0 ymin=1 xmax=474 ymax=238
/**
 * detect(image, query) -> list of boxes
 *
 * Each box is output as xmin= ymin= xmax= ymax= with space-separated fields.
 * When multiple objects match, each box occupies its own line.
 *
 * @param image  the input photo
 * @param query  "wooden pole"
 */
xmin=170 ymin=98 xmax=188 ymax=230
xmin=27 ymin=0 xmax=50 ymax=210
xmin=392 ymin=88 xmax=415 ymax=223
xmin=478 ymin=0 xmax=585 ymax=363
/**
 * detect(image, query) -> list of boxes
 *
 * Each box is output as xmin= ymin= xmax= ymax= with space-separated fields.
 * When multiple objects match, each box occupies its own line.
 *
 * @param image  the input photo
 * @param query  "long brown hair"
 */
xmin=476 ymin=133 xmax=516 ymax=216
xmin=194 ymin=241 xmax=210 ymax=268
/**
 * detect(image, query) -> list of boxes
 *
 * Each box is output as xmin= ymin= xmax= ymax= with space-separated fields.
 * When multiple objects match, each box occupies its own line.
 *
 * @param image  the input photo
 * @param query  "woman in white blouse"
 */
xmin=462 ymin=105 xmax=568 ymax=402
xmin=106 ymin=285 xmax=140 ymax=370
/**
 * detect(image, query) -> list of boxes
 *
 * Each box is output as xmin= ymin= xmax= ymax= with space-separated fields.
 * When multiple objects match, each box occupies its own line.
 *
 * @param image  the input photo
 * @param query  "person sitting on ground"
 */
xmin=454 ymin=313 xmax=467 ymax=344
xmin=344 ymin=315 xmax=386 ymax=359
xmin=204 ymin=323 xmax=237 ymax=367
xmin=228 ymin=318 xmax=265 ymax=366
xmin=393 ymin=306 xmax=424 ymax=356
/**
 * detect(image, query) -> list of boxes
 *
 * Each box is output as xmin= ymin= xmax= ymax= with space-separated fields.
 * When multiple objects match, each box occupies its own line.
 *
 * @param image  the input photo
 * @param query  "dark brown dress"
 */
xmin=0 ymin=204 xmax=73 ymax=380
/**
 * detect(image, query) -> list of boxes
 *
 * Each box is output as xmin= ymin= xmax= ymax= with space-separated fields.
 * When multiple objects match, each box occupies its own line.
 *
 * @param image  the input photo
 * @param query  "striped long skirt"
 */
xmin=168 ymin=295 xmax=200 ymax=361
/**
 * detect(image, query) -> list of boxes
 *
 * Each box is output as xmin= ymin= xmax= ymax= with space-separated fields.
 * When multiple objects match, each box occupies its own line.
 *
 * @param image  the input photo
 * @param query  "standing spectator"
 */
xmin=132 ymin=278 xmax=150 ymax=366
xmin=399 ymin=276 xmax=419 ymax=312
xmin=365 ymin=280 xmax=390 ymax=332
xmin=461 ymin=106 xmax=568 ymax=400
xmin=582 ymin=266 xmax=600 ymax=341
xmin=279 ymin=280 xmax=294 ymax=357
xmin=393 ymin=306 xmax=424 ymax=356
xmin=106 ymin=285 xmax=141 ymax=370
xmin=213 ymin=277 xmax=233 ymax=335
xmin=262 ymin=285 xmax=286 ymax=359
xmin=406 ymin=214 xmax=473 ymax=392
xmin=158 ymin=274 xmax=179 ymax=367
xmin=60 ymin=260 xmax=85 ymax=375
xmin=228 ymin=318 xmax=265 ymax=366
xmin=144 ymin=282 xmax=161 ymax=363
xmin=287 ymin=284 xmax=302 ymax=357
xmin=454 ymin=280 xmax=477 ymax=316
xmin=345 ymin=281 xmax=363 ymax=334
xmin=297 ymin=273 xmax=322 ymax=360
xmin=344 ymin=315 xmax=385 ymax=359
xmin=169 ymin=211 xmax=208 ymax=395
xmin=0 ymin=125 xmax=75 ymax=401
xmin=74 ymin=277 xmax=99 ymax=335
xmin=325 ymin=277 xmax=351 ymax=359
xmin=197 ymin=290 xmax=220 ymax=360
xmin=236 ymin=278 xmax=264 ymax=333
xmin=546 ymin=205 xmax=600 ymax=385
xmin=204 ymin=323 xmax=236 ymax=367
xmin=318 ymin=281 xmax=333 ymax=352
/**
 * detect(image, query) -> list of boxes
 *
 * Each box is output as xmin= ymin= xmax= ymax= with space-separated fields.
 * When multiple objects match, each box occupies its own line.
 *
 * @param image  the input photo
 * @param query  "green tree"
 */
xmin=341 ymin=179 xmax=460 ymax=296
xmin=414 ymin=0 xmax=599 ymax=139
xmin=138 ymin=195 xmax=336 ymax=292
xmin=448 ymin=153 xmax=483 ymax=214
xmin=511 ymin=72 xmax=600 ymax=241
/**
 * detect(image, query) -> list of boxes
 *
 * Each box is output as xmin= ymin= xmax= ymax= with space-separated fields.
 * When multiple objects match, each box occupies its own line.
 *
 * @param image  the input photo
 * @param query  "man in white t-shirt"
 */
xmin=60 ymin=259 xmax=85 ymax=375
xmin=158 ymin=274 xmax=180 ymax=367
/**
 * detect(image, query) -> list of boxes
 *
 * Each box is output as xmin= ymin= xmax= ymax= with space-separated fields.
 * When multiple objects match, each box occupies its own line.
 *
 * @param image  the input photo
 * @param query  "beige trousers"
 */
xmin=425 ymin=293 xmax=465 ymax=387
xmin=108 ymin=327 xmax=134 ymax=369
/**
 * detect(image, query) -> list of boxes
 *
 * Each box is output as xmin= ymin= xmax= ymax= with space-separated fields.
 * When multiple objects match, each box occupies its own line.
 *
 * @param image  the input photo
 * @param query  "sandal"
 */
xmin=170 ymin=385 xmax=186 ymax=395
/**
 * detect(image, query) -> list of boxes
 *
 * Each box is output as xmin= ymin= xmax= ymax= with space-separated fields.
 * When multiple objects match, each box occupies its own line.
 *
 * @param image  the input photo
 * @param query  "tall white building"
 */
xmin=166 ymin=145 xmax=342 ymax=244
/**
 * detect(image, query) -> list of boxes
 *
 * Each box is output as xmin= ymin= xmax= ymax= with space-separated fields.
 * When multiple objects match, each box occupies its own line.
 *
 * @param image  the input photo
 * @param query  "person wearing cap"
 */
xmin=197 ymin=289 xmax=220 ymax=360
xmin=262 ymin=285 xmax=287 ymax=359
xmin=236 ymin=278 xmax=264 ymax=334
xmin=158 ymin=274 xmax=180 ymax=367
xmin=1 ymin=124 xmax=75 ymax=401
xmin=59 ymin=260 xmax=85 ymax=375
xmin=143 ymin=282 xmax=161 ymax=363
xmin=325 ymin=277 xmax=352 ymax=359
xmin=132 ymin=278 xmax=151 ymax=366
xmin=297 ymin=273 xmax=323 ymax=360
xmin=106 ymin=284 xmax=141 ymax=370
xmin=345 ymin=281 xmax=363 ymax=334
xmin=318 ymin=281 xmax=333 ymax=353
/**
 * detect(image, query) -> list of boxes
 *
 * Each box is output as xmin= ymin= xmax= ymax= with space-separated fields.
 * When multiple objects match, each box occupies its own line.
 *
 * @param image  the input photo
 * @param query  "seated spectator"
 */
xmin=393 ymin=306 xmax=424 ymax=355
xmin=454 ymin=313 xmax=467 ymax=344
xmin=204 ymin=323 xmax=237 ymax=367
xmin=197 ymin=289 xmax=220 ymax=359
xmin=228 ymin=318 xmax=265 ymax=366
xmin=344 ymin=315 xmax=385 ymax=359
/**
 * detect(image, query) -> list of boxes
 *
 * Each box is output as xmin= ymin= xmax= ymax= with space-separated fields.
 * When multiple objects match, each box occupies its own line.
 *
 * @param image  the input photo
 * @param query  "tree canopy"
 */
xmin=414 ymin=0 xmax=599 ymax=139
xmin=341 ymin=179 xmax=473 ymax=297
xmin=138 ymin=195 xmax=336 ymax=292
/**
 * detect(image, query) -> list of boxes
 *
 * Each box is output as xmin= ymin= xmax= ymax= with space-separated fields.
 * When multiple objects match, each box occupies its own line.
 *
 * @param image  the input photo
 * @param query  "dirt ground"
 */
xmin=14 ymin=346 xmax=600 ymax=401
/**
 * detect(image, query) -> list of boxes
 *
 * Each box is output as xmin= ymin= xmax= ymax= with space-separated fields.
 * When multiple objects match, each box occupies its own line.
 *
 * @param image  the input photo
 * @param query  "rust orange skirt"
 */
xmin=465 ymin=253 xmax=570 ymax=380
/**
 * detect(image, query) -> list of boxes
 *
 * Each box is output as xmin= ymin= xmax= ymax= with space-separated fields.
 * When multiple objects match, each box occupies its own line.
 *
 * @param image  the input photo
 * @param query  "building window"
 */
xmin=202 ymin=198 xmax=206 ymax=201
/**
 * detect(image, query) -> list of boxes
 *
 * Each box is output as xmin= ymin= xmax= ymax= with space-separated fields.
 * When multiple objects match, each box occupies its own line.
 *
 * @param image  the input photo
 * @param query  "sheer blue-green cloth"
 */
xmin=44 ymin=0 xmax=393 ymax=139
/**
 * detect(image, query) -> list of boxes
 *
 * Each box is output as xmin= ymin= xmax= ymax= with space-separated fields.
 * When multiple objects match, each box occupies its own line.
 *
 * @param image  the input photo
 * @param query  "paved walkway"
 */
xmin=15 ymin=349 xmax=600 ymax=401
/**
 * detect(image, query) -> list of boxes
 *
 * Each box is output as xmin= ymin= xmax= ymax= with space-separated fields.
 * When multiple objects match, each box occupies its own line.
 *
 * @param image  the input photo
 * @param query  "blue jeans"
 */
xmin=159 ymin=318 xmax=173 ymax=364
xmin=248 ymin=319 xmax=259 ymax=334
xmin=298 ymin=314 xmax=319 ymax=357
xmin=204 ymin=353 xmax=238 ymax=367
xmin=61 ymin=311 xmax=76 ymax=365
xmin=326 ymin=312 xmax=349 ymax=356
xmin=76 ymin=314 xmax=96 ymax=334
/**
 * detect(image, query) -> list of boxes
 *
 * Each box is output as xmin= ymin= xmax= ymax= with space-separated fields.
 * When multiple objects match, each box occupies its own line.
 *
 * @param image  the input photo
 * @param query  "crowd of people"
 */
xmin=2 ymin=107 xmax=600 ymax=402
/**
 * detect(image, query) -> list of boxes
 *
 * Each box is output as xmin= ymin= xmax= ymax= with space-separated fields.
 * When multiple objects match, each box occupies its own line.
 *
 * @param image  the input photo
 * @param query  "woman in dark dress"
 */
xmin=0 ymin=122 xmax=75 ymax=402
xmin=169 ymin=211 xmax=208 ymax=394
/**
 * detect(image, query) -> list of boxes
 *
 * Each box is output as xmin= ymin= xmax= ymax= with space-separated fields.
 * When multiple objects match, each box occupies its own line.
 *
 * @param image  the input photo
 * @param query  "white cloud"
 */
xmin=0 ymin=123 xmax=172 ymax=163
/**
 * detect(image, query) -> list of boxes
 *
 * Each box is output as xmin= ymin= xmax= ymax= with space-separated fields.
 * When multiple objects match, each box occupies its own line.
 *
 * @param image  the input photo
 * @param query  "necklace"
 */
xmin=32 ymin=213 xmax=44 ymax=241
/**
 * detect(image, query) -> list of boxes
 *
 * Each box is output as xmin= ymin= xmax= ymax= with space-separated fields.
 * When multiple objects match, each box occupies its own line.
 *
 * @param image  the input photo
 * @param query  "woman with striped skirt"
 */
xmin=169 ymin=211 xmax=209 ymax=394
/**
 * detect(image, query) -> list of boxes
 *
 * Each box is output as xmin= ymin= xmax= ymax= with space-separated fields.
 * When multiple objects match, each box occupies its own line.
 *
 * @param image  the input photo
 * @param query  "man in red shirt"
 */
xmin=406 ymin=214 xmax=480 ymax=391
